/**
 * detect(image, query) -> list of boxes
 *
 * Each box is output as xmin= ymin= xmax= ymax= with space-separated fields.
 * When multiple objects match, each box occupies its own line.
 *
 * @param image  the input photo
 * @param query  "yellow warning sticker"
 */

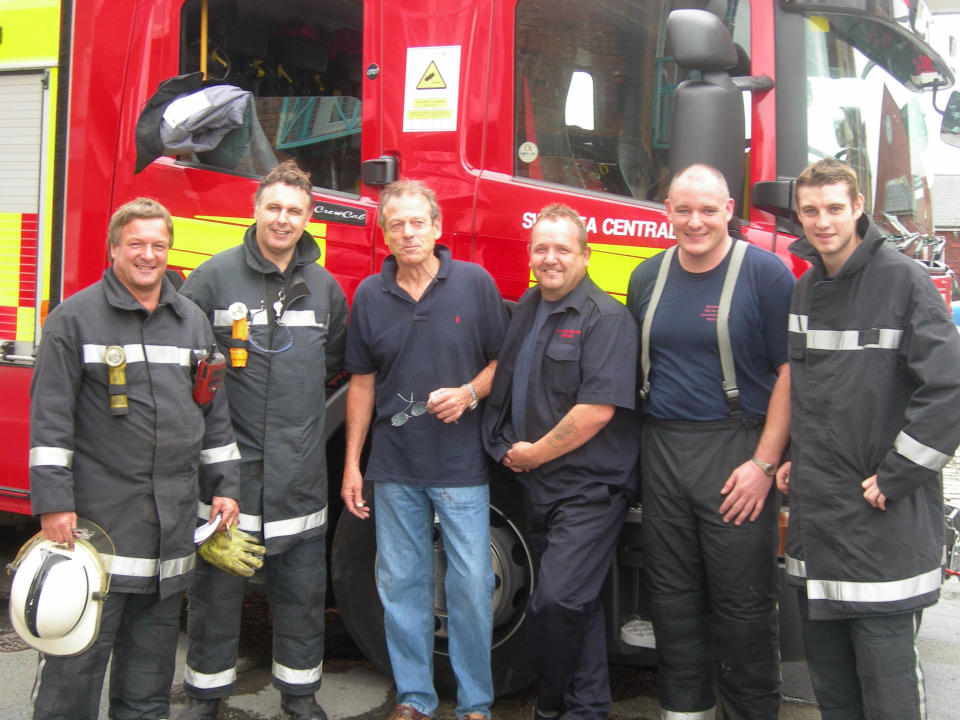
xmin=417 ymin=61 xmax=446 ymax=89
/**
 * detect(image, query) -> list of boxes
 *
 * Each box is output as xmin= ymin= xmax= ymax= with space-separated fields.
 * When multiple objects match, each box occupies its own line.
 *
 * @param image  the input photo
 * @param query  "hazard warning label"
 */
xmin=404 ymin=45 xmax=460 ymax=132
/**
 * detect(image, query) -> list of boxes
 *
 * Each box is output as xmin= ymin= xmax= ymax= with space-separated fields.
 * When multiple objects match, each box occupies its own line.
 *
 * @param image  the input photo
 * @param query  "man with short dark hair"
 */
xmin=342 ymin=178 xmax=507 ymax=720
xmin=176 ymin=161 xmax=348 ymax=720
xmin=778 ymin=157 xmax=960 ymax=719
xmin=626 ymin=164 xmax=793 ymax=719
xmin=29 ymin=197 xmax=240 ymax=720
xmin=483 ymin=203 xmax=640 ymax=720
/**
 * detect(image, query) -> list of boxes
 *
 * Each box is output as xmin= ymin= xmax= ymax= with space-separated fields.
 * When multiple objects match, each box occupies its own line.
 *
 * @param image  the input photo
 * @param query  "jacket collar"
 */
xmin=241 ymin=223 xmax=322 ymax=276
xmin=788 ymin=213 xmax=883 ymax=280
xmin=102 ymin=267 xmax=191 ymax=318
xmin=520 ymin=271 xmax=595 ymax=314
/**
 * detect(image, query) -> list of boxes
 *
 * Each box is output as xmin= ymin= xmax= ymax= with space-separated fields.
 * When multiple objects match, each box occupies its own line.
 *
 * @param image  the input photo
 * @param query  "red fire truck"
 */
xmin=1 ymin=0 xmax=956 ymax=694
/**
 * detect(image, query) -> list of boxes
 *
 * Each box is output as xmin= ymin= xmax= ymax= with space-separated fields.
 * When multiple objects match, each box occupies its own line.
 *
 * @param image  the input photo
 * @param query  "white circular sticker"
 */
xmin=518 ymin=141 xmax=539 ymax=164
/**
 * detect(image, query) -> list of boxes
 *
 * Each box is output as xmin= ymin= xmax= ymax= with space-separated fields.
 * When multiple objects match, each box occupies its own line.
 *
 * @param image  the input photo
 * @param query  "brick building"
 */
xmin=934 ymin=174 xmax=960 ymax=287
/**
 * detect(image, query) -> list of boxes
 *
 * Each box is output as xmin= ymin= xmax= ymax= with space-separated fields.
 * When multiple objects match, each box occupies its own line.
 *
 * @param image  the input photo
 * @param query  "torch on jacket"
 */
xmin=785 ymin=214 xmax=960 ymax=620
xmin=181 ymin=225 xmax=348 ymax=555
xmin=28 ymin=269 xmax=241 ymax=598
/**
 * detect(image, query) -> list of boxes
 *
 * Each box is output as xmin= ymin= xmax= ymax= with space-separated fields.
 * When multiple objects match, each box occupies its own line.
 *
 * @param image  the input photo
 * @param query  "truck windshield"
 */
xmin=802 ymin=13 xmax=937 ymax=242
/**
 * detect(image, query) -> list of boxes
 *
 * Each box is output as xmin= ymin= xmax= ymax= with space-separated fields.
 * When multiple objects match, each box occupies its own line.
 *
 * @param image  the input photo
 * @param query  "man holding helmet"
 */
xmin=26 ymin=197 xmax=240 ymax=720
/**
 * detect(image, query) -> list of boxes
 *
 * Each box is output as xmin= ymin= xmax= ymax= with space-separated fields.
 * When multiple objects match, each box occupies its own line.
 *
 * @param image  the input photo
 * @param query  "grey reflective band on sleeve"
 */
xmin=894 ymin=430 xmax=952 ymax=472
xmin=640 ymin=246 xmax=676 ymax=400
xmin=197 ymin=501 xmax=262 ymax=532
xmin=263 ymin=507 xmax=328 ymax=539
xmin=272 ymin=659 xmax=323 ymax=685
xmin=29 ymin=446 xmax=74 ymax=468
xmin=199 ymin=442 xmax=242 ymax=465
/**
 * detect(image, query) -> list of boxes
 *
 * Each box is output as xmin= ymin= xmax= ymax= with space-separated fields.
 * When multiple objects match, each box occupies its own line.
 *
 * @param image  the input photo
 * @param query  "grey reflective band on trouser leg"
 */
xmin=662 ymin=708 xmax=716 ymax=719
xmin=272 ymin=659 xmax=322 ymax=685
xmin=185 ymin=664 xmax=238 ymax=689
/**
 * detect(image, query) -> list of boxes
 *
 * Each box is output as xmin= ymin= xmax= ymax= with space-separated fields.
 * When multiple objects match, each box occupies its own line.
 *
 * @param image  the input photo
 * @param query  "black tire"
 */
xmin=330 ymin=470 xmax=537 ymax=697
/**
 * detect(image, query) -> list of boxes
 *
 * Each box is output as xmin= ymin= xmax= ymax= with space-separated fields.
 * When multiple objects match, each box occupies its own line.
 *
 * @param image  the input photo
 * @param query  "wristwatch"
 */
xmin=465 ymin=383 xmax=479 ymax=410
xmin=750 ymin=456 xmax=777 ymax=477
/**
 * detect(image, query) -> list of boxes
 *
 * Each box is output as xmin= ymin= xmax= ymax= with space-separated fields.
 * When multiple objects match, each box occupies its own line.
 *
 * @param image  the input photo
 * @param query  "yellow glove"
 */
xmin=198 ymin=527 xmax=266 ymax=578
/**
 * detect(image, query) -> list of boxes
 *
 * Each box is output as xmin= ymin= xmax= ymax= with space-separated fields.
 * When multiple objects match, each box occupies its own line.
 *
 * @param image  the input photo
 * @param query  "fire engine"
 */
xmin=1 ymin=0 xmax=956 ymax=695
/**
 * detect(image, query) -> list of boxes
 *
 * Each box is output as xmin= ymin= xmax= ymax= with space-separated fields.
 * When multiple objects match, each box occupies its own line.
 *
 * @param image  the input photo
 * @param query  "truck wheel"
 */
xmin=331 ymin=477 xmax=536 ymax=697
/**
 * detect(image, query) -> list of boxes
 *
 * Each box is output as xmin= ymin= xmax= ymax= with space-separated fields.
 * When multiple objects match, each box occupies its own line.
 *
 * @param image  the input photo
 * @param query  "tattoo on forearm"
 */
xmin=547 ymin=417 xmax=577 ymax=448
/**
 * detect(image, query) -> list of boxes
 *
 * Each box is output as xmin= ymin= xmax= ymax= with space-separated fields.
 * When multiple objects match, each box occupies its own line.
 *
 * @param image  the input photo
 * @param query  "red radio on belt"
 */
xmin=193 ymin=351 xmax=227 ymax=405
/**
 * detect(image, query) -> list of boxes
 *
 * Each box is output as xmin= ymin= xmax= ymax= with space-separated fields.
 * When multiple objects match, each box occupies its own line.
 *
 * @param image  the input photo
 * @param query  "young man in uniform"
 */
xmin=176 ymin=161 xmax=348 ymax=720
xmin=778 ymin=157 xmax=960 ymax=719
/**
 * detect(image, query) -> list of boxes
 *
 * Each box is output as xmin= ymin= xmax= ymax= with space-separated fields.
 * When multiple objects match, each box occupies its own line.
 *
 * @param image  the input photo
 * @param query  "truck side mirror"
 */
xmin=941 ymin=91 xmax=960 ymax=149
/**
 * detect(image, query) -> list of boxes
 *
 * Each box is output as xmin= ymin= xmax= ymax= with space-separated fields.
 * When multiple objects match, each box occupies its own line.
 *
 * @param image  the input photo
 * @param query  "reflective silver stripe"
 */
xmin=101 ymin=554 xmax=159 ymax=577
xmin=806 ymin=566 xmax=942 ymax=604
xmin=280 ymin=310 xmax=324 ymax=327
xmin=213 ymin=309 xmax=233 ymax=327
xmin=160 ymin=553 xmax=196 ymax=581
xmin=805 ymin=328 xmax=901 ymax=350
xmin=272 ymin=659 xmax=322 ymax=685
xmin=788 ymin=316 xmax=902 ymax=351
xmin=29 ymin=446 xmax=74 ymax=468
xmin=82 ymin=343 xmax=192 ymax=366
xmin=197 ymin=501 xmax=262 ymax=532
xmin=185 ymin=664 xmax=237 ymax=690
xmin=200 ymin=442 xmax=241 ymax=465
xmin=100 ymin=553 xmax=195 ymax=579
xmin=894 ymin=431 xmax=952 ymax=472
xmin=785 ymin=554 xmax=807 ymax=578
xmin=213 ymin=309 xmax=325 ymax=328
xmin=264 ymin=507 xmax=327 ymax=539
xmin=788 ymin=313 xmax=808 ymax=333
xmin=662 ymin=709 xmax=716 ymax=719
xmin=913 ymin=615 xmax=926 ymax=719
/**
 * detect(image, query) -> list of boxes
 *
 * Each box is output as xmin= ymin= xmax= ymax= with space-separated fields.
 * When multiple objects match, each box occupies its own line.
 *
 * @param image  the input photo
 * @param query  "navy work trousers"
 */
xmin=524 ymin=482 xmax=628 ymax=720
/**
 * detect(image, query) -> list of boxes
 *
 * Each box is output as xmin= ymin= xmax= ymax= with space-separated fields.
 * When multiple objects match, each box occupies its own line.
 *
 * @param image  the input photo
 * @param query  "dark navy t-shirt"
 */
xmin=626 ymin=243 xmax=794 ymax=421
xmin=345 ymin=245 xmax=508 ymax=486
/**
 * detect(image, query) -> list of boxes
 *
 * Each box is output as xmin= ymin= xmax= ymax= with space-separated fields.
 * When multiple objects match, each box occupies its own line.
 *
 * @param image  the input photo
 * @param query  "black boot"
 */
xmin=281 ymin=693 xmax=328 ymax=720
xmin=172 ymin=696 xmax=220 ymax=720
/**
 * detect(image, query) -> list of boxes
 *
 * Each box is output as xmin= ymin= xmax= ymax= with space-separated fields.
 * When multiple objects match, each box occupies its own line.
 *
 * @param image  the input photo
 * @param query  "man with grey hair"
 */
xmin=483 ymin=203 xmax=640 ymax=720
xmin=342 ymin=179 xmax=507 ymax=720
xmin=29 ymin=197 xmax=240 ymax=720
xmin=626 ymin=164 xmax=794 ymax=719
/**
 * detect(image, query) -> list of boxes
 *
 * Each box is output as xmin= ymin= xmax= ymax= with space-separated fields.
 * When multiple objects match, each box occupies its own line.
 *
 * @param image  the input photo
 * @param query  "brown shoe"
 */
xmin=388 ymin=705 xmax=430 ymax=720
xmin=463 ymin=714 xmax=489 ymax=720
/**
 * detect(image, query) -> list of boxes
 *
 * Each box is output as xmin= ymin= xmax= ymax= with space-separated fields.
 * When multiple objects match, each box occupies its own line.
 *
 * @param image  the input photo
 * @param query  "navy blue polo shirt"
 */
xmin=482 ymin=274 xmax=642 ymax=504
xmin=346 ymin=245 xmax=508 ymax=487
xmin=626 ymin=243 xmax=793 ymax=421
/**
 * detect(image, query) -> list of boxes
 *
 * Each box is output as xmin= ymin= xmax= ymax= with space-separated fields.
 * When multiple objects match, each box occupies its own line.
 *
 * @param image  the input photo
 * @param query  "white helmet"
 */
xmin=6 ymin=519 xmax=113 ymax=656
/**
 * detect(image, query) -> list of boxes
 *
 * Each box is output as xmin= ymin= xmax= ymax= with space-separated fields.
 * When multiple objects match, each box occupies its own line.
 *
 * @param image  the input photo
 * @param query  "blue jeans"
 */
xmin=375 ymin=481 xmax=494 ymax=719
